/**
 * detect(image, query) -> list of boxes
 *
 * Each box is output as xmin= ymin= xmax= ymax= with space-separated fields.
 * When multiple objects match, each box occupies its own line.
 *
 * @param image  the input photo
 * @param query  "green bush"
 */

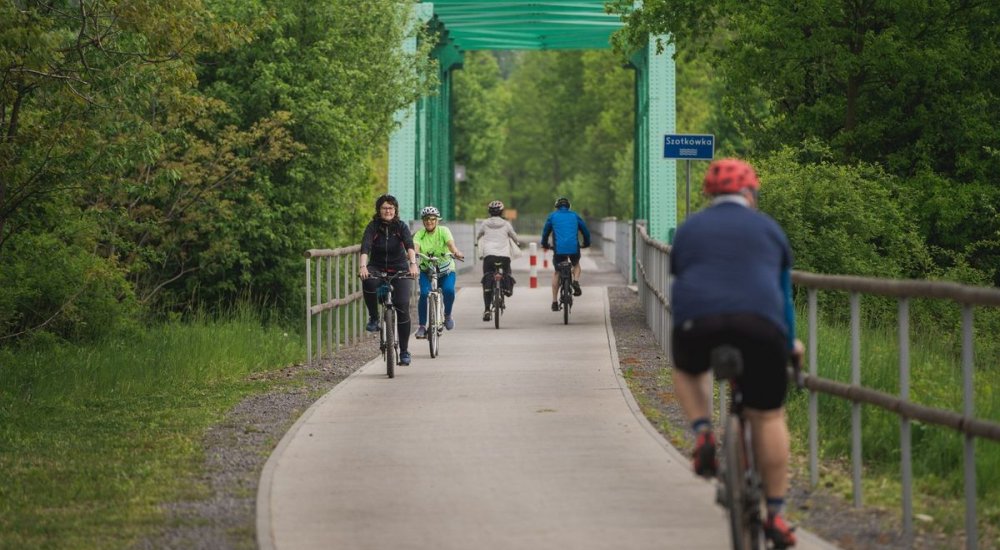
xmin=0 ymin=221 xmax=136 ymax=343
xmin=756 ymin=144 xmax=932 ymax=279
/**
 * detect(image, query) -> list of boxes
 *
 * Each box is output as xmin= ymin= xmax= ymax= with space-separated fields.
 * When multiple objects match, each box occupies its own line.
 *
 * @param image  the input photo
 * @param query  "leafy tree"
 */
xmin=613 ymin=1 xmax=1000 ymax=178
xmin=453 ymin=51 xmax=510 ymax=219
xmin=757 ymin=143 xmax=931 ymax=279
xmin=1 ymin=0 xmax=436 ymax=340
xmin=192 ymin=0 xmax=437 ymax=313
xmin=501 ymin=51 xmax=634 ymax=219
xmin=0 ymin=0 xmax=236 ymax=338
xmin=612 ymin=0 xmax=1000 ymax=282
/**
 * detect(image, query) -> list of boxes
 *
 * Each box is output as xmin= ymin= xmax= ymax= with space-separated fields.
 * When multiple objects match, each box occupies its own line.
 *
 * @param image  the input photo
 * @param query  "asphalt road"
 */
xmin=257 ymin=250 xmax=837 ymax=550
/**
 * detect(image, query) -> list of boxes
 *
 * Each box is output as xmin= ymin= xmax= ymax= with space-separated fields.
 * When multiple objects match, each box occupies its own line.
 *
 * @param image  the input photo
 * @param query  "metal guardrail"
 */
xmin=304 ymin=246 xmax=364 ymax=365
xmin=586 ymin=216 xmax=634 ymax=283
xmin=635 ymin=223 xmax=1000 ymax=549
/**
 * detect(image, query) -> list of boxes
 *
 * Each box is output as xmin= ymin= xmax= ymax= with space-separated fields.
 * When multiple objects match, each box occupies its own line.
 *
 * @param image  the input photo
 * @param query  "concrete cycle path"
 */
xmin=258 ymin=250 xmax=836 ymax=549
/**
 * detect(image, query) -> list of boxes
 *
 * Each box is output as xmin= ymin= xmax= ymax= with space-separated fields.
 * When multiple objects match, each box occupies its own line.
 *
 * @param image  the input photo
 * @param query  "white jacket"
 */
xmin=477 ymin=216 xmax=520 ymax=258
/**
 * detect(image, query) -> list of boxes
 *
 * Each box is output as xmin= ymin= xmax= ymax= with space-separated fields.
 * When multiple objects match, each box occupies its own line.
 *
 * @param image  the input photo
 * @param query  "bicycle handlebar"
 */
xmin=364 ymin=270 xmax=413 ymax=281
xmin=787 ymin=353 xmax=805 ymax=390
xmin=416 ymin=252 xmax=464 ymax=263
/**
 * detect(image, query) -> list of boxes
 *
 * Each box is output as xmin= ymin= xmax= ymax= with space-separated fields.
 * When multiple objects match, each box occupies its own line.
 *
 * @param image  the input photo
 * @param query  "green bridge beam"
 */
xmin=389 ymin=1 xmax=677 ymax=244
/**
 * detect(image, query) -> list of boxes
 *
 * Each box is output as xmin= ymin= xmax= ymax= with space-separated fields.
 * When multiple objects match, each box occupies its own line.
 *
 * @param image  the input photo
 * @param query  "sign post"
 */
xmin=663 ymin=134 xmax=715 ymax=219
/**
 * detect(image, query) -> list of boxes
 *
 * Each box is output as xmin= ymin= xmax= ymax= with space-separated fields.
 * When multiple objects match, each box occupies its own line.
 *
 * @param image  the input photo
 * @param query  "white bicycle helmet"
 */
xmin=420 ymin=205 xmax=441 ymax=219
xmin=488 ymin=200 xmax=504 ymax=216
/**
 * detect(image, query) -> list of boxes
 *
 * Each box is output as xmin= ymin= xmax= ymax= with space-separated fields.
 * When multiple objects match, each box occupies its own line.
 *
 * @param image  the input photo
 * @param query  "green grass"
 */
xmin=0 ymin=307 xmax=302 ymax=549
xmin=785 ymin=310 xmax=1000 ymax=535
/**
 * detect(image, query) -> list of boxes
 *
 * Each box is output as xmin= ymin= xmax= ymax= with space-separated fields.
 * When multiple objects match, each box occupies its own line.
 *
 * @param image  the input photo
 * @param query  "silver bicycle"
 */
xmin=417 ymin=252 xmax=458 ymax=358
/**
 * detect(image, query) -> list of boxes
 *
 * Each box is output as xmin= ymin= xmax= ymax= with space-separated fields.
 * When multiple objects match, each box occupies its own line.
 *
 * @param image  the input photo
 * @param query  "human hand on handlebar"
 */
xmin=789 ymin=339 xmax=805 ymax=389
xmin=792 ymin=339 xmax=804 ymax=362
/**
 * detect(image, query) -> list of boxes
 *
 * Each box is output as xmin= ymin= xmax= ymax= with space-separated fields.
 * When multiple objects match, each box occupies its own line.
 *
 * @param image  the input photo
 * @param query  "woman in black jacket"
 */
xmin=359 ymin=194 xmax=420 ymax=366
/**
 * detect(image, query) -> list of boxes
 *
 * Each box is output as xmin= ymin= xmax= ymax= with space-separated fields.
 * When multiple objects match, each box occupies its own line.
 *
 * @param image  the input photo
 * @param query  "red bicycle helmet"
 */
xmin=702 ymin=158 xmax=760 ymax=196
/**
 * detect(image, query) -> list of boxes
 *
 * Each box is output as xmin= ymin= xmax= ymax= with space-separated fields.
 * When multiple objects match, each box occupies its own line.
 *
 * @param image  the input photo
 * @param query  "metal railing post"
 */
xmin=334 ymin=257 xmax=341 ymax=351
xmin=851 ymin=292 xmax=862 ymax=508
xmin=962 ymin=305 xmax=977 ymax=550
xmin=809 ymin=288 xmax=818 ymax=488
xmin=305 ymin=257 xmax=312 ymax=365
xmin=315 ymin=260 xmax=323 ymax=360
xmin=326 ymin=257 xmax=333 ymax=354
xmin=899 ymin=298 xmax=913 ymax=541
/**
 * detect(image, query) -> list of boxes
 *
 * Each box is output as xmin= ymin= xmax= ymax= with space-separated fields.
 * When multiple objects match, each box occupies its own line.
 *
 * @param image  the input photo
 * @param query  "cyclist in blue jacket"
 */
xmin=670 ymin=158 xmax=804 ymax=548
xmin=540 ymin=197 xmax=591 ymax=312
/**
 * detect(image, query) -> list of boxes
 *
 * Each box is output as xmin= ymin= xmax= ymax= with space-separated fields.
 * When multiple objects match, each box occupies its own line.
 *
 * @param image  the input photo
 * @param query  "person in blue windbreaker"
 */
xmin=540 ymin=197 xmax=591 ymax=312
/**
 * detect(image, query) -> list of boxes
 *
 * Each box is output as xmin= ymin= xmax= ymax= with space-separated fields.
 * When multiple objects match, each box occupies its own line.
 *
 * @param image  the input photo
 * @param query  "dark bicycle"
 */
xmin=555 ymin=259 xmax=573 ymax=325
xmin=489 ymin=259 xmax=508 ymax=329
xmin=712 ymin=346 xmax=803 ymax=550
xmin=417 ymin=252 xmax=458 ymax=358
xmin=368 ymin=270 xmax=410 ymax=378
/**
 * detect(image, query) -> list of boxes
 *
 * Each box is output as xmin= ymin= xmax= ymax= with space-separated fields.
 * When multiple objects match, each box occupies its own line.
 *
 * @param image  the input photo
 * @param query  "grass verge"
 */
xmin=784 ymin=314 xmax=1000 ymax=539
xmin=0 ymin=309 xmax=302 ymax=549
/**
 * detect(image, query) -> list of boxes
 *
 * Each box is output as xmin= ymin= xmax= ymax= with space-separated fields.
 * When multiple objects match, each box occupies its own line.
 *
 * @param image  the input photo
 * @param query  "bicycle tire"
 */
xmin=384 ymin=308 xmax=396 ymax=378
xmin=561 ymin=279 xmax=571 ymax=325
xmin=493 ymin=281 xmax=502 ymax=329
xmin=723 ymin=414 xmax=750 ymax=550
xmin=428 ymin=292 xmax=439 ymax=358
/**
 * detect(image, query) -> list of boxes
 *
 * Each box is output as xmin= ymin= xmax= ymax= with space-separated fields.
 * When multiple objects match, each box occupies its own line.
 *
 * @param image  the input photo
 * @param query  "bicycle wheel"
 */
xmin=561 ymin=279 xmax=571 ymax=325
xmin=428 ymin=293 xmax=439 ymax=358
xmin=723 ymin=415 xmax=751 ymax=550
xmin=384 ymin=307 xmax=396 ymax=378
xmin=493 ymin=282 xmax=502 ymax=329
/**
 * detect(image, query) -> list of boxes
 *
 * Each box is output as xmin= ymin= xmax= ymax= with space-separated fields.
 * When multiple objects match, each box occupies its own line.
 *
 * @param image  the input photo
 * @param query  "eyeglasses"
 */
xmin=380 ymin=206 xmax=395 ymax=211
xmin=423 ymin=217 xmax=439 ymax=222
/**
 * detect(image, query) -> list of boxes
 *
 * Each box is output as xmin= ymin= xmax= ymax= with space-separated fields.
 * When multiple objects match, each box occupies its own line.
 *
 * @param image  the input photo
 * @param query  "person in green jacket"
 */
xmin=413 ymin=206 xmax=465 ymax=338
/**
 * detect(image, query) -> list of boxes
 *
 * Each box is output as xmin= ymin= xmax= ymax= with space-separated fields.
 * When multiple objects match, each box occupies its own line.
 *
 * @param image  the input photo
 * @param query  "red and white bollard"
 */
xmin=529 ymin=242 xmax=538 ymax=288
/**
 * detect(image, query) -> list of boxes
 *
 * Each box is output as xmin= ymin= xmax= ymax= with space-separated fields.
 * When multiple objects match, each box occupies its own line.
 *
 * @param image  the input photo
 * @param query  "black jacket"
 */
xmin=360 ymin=219 xmax=414 ymax=272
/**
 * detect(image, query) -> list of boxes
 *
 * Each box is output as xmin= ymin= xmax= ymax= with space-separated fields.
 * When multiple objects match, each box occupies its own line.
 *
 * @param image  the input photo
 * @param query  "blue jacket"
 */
xmin=541 ymin=207 xmax=591 ymax=255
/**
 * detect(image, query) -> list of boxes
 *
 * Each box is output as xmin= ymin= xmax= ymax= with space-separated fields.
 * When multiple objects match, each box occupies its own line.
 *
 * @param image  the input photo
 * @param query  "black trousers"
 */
xmin=482 ymin=256 xmax=511 ymax=310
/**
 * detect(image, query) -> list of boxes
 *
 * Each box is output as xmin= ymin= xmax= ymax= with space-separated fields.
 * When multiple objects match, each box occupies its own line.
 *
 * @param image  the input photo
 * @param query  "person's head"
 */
xmin=420 ymin=205 xmax=441 ymax=231
xmin=554 ymin=197 xmax=570 ymax=210
xmin=374 ymin=194 xmax=400 ymax=222
xmin=488 ymin=200 xmax=504 ymax=217
xmin=702 ymin=158 xmax=760 ymax=206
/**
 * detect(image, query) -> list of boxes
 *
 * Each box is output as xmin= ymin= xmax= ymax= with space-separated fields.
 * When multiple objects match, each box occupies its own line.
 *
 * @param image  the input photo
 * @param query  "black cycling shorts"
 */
xmin=552 ymin=253 xmax=581 ymax=266
xmin=671 ymin=313 xmax=789 ymax=411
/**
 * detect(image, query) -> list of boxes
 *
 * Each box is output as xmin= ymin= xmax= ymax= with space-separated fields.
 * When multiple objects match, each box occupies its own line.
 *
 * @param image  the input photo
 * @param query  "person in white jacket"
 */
xmin=476 ymin=200 xmax=521 ymax=321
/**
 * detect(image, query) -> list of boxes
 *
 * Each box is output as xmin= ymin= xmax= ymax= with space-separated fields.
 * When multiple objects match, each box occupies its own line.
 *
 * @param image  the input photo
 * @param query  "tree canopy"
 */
xmin=1 ymin=0 xmax=434 ymax=341
xmin=612 ymin=0 xmax=1000 ymax=283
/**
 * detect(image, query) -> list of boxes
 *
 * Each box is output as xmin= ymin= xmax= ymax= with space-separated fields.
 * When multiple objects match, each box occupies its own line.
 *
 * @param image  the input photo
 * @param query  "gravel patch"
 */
xmin=136 ymin=287 xmax=973 ymax=549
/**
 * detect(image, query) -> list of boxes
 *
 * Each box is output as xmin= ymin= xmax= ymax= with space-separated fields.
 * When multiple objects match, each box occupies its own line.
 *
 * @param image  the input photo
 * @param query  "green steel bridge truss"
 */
xmin=389 ymin=1 xmax=677 ymax=242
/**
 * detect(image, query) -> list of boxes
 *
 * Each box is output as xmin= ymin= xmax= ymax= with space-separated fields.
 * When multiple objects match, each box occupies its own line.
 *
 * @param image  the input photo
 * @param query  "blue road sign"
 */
xmin=663 ymin=134 xmax=715 ymax=160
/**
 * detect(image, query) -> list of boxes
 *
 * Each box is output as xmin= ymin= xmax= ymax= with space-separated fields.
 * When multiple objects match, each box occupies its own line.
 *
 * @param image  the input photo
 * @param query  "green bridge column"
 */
xmin=629 ymin=3 xmax=676 ymax=243
xmin=389 ymin=5 xmax=464 ymax=221
xmin=388 ymin=3 xmax=435 ymax=220
xmin=647 ymin=37 xmax=676 ymax=243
